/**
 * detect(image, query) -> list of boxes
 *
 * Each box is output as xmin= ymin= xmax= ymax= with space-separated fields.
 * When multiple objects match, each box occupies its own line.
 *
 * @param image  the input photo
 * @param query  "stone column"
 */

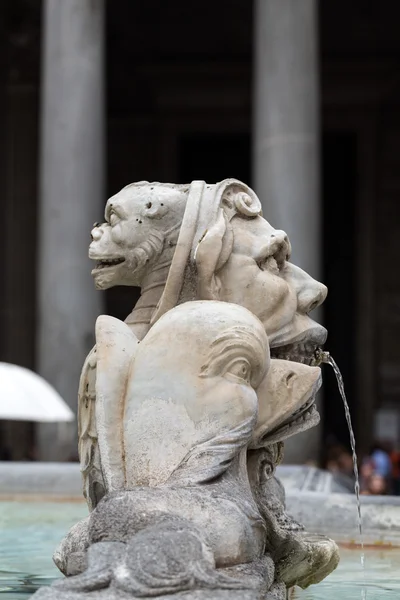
xmin=37 ymin=0 xmax=105 ymax=460
xmin=253 ymin=0 xmax=322 ymax=463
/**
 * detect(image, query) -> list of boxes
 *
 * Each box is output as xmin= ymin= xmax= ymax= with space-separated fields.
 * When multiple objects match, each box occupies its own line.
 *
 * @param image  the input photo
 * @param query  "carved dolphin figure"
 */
xmin=93 ymin=301 xmax=322 ymax=494
xmin=54 ymin=301 xmax=325 ymax=578
xmin=93 ymin=301 xmax=324 ymax=571
xmin=94 ymin=300 xmax=269 ymax=492
xmin=92 ymin=301 xmax=271 ymax=568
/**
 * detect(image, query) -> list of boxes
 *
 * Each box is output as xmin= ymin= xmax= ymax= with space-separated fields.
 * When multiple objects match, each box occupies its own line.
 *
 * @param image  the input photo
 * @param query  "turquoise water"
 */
xmin=0 ymin=500 xmax=399 ymax=598
xmin=294 ymin=548 xmax=400 ymax=599
xmin=0 ymin=501 xmax=87 ymax=598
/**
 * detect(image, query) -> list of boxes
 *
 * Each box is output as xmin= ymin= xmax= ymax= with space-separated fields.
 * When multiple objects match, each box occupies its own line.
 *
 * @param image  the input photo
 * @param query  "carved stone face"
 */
xmin=89 ymin=182 xmax=327 ymax=364
xmin=89 ymin=183 xmax=188 ymax=289
xmin=217 ymin=215 xmax=327 ymax=357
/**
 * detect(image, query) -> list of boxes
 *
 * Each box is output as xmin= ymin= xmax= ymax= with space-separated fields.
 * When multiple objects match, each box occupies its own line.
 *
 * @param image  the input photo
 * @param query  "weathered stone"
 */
xmin=33 ymin=179 xmax=338 ymax=599
xmin=39 ymin=514 xmax=279 ymax=599
xmin=78 ymin=180 xmax=327 ymax=514
xmin=53 ymin=516 xmax=90 ymax=576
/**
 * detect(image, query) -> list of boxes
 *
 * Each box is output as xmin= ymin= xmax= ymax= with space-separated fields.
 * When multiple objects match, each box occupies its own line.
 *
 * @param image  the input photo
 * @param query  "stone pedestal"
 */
xmin=37 ymin=0 xmax=105 ymax=460
xmin=253 ymin=0 xmax=322 ymax=463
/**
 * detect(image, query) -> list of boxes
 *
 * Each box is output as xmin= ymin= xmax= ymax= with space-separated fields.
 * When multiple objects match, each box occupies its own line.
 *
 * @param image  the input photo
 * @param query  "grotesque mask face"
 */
xmin=213 ymin=215 xmax=328 ymax=362
xmin=89 ymin=181 xmax=328 ymax=368
xmin=216 ymin=216 xmax=295 ymax=337
xmin=89 ymin=183 xmax=188 ymax=289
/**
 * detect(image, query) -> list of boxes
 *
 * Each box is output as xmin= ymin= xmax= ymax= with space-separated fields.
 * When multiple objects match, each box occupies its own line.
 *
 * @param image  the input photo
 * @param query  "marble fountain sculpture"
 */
xmin=33 ymin=179 xmax=340 ymax=599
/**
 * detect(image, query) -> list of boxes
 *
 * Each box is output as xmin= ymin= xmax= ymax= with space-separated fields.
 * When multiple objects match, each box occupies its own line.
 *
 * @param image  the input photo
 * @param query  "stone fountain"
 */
xmin=33 ymin=179 xmax=339 ymax=599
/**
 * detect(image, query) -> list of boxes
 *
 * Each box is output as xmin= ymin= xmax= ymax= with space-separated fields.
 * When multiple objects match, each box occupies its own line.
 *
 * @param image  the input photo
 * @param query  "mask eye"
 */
xmin=225 ymin=359 xmax=251 ymax=385
xmin=109 ymin=209 xmax=119 ymax=226
xmin=257 ymin=255 xmax=279 ymax=275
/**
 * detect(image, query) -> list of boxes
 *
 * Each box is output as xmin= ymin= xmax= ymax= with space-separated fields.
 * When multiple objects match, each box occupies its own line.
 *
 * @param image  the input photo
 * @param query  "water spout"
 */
xmin=312 ymin=348 xmax=331 ymax=366
xmin=319 ymin=348 xmax=367 ymax=599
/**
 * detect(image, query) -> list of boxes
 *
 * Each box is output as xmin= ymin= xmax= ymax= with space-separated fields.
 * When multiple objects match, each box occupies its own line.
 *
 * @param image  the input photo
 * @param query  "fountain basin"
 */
xmin=1 ymin=462 xmax=400 ymax=598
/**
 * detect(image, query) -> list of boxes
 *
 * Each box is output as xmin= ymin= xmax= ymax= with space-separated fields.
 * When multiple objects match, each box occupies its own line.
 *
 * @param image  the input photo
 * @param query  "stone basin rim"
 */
xmin=2 ymin=462 xmax=400 ymax=550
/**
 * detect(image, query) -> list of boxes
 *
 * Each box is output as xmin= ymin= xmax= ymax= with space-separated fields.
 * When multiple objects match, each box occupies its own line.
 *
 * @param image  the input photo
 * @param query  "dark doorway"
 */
xmin=322 ymin=132 xmax=358 ymax=453
xmin=178 ymin=133 xmax=251 ymax=184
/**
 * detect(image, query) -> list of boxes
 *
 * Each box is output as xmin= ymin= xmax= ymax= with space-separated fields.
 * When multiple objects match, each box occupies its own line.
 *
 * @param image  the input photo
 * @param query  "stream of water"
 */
xmin=320 ymin=351 xmax=366 ymax=599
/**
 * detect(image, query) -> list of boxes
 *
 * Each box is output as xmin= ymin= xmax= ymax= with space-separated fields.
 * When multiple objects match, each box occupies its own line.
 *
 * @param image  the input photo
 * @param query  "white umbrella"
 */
xmin=0 ymin=362 xmax=75 ymax=422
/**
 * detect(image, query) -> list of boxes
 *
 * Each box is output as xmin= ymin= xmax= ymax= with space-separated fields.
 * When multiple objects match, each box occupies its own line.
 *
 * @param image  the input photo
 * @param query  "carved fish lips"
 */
xmin=260 ymin=381 xmax=321 ymax=445
xmin=260 ymin=333 xmax=324 ymax=444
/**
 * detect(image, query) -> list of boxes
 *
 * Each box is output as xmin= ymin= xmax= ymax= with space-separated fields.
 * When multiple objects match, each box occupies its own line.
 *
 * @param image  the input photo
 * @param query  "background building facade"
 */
xmin=1 ymin=0 xmax=399 ymax=463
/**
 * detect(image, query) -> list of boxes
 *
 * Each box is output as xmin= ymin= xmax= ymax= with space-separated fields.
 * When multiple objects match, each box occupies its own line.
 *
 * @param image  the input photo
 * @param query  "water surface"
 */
xmin=1 ymin=501 xmax=399 ymax=598
xmin=294 ymin=547 xmax=400 ymax=599
xmin=0 ymin=500 xmax=87 ymax=598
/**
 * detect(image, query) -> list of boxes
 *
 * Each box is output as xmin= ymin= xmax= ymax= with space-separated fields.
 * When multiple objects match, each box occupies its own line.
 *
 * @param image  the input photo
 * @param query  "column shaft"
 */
xmin=253 ymin=0 xmax=322 ymax=463
xmin=37 ymin=0 xmax=105 ymax=460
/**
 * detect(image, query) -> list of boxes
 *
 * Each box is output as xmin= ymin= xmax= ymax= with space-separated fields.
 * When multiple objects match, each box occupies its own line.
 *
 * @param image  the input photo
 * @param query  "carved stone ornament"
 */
xmin=33 ymin=180 xmax=339 ymax=599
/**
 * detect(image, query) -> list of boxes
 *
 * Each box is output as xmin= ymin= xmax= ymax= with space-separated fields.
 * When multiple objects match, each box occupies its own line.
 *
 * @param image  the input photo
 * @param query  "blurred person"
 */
xmin=326 ymin=458 xmax=339 ymax=473
xmin=360 ymin=441 xmax=394 ymax=495
xmin=336 ymin=448 xmax=355 ymax=479
xmin=361 ymin=473 xmax=387 ymax=496
xmin=390 ymin=446 xmax=400 ymax=495
xmin=323 ymin=439 xmax=344 ymax=472
xmin=360 ymin=457 xmax=375 ymax=493
xmin=325 ymin=443 xmax=354 ymax=479
xmin=370 ymin=441 xmax=392 ymax=480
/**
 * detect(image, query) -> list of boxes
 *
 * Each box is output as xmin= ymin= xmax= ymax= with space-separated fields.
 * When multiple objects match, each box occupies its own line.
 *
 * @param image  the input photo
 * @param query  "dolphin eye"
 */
xmin=263 ymin=462 xmax=273 ymax=478
xmin=286 ymin=371 xmax=296 ymax=385
xmin=225 ymin=359 xmax=252 ymax=385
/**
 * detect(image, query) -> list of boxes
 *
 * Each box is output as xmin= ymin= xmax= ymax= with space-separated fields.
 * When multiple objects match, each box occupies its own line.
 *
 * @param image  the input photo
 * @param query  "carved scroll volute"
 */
xmin=220 ymin=182 xmax=263 ymax=220
xmin=194 ymin=180 xmax=262 ymax=301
